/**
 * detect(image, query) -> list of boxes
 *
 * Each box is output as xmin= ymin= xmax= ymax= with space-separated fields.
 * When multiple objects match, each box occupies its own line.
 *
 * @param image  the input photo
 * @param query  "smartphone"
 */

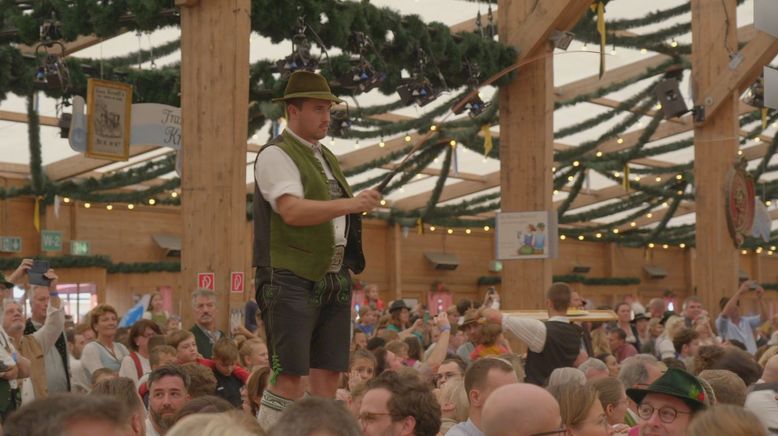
xmin=423 ymin=311 xmax=431 ymax=325
xmin=749 ymin=282 xmax=758 ymax=290
xmin=28 ymin=260 xmax=51 ymax=287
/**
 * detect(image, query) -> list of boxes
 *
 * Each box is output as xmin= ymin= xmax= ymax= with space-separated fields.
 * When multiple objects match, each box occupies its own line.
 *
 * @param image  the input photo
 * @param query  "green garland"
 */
xmin=0 ymin=255 xmax=180 ymax=274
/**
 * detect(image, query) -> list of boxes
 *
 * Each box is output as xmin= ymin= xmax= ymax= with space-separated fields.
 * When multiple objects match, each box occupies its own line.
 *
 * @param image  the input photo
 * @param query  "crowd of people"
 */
xmin=0 ymin=257 xmax=776 ymax=436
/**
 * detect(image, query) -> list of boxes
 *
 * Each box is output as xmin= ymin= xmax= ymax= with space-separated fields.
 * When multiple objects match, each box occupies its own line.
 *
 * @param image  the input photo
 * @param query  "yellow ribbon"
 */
xmin=482 ymin=124 xmax=493 ymax=157
xmin=762 ymin=108 xmax=768 ymax=131
xmin=591 ymin=1 xmax=607 ymax=78
xmin=416 ymin=217 xmax=424 ymax=235
xmin=623 ymin=164 xmax=630 ymax=192
xmin=33 ymin=196 xmax=41 ymax=232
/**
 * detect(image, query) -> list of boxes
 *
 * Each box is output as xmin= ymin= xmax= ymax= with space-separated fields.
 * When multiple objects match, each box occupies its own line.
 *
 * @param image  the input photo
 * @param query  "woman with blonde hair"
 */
xmin=553 ymin=383 xmax=610 ymax=436
xmin=438 ymin=378 xmax=468 ymax=434
xmin=693 ymin=315 xmax=719 ymax=347
xmin=655 ymin=315 xmax=684 ymax=359
xmin=590 ymin=326 xmax=611 ymax=357
xmin=686 ymin=404 xmax=766 ymax=436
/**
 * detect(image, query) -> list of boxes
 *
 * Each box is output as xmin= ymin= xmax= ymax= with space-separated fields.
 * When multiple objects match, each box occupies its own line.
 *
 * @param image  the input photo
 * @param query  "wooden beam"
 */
xmin=695 ymin=31 xmax=778 ymax=126
xmin=17 ymin=33 xmax=121 ymax=56
xmin=691 ymin=0 xmax=740 ymax=317
xmin=0 ymin=110 xmax=59 ymax=127
xmin=612 ymin=201 xmax=696 ymax=231
xmin=179 ymin=0 xmax=250 ymax=333
xmin=45 ymin=145 xmax=159 ymax=181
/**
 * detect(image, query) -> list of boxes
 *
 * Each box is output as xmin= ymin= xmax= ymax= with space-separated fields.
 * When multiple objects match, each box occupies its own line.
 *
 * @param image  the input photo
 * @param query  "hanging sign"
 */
xmin=725 ymin=158 xmax=756 ymax=247
xmin=86 ymin=78 xmax=133 ymax=161
xmin=41 ymin=230 xmax=63 ymax=252
xmin=0 ymin=236 xmax=22 ymax=253
xmin=495 ymin=211 xmax=558 ymax=260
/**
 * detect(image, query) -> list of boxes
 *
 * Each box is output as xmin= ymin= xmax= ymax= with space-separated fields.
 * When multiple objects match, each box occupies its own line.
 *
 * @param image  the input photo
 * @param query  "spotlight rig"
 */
xmin=396 ymin=48 xmax=445 ymax=107
xmin=452 ymin=61 xmax=489 ymax=118
xmin=276 ymin=17 xmax=328 ymax=78
xmin=337 ymin=32 xmax=386 ymax=94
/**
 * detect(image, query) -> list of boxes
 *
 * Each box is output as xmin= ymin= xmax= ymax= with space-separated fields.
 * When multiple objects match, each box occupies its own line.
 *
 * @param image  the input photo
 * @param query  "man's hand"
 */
xmin=480 ymin=307 xmax=502 ymax=324
xmin=350 ymin=189 xmax=381 ymax=214
xmin=45 ymin=269 xmax=58 ymax=292
xmin=7 ymin=259 xmax=33 ymax=283
xmin=0 ymin=364 xmax=18 ymax=381
xmin=434 ymin=312 xmax=450 ymax=331
xmin=737 ymin=280 xmax=753 ymax=295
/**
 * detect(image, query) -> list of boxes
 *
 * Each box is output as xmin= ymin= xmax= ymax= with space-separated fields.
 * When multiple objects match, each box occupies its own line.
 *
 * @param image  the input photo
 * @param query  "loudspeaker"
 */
xmin=656 ymin=78 xmax=688 ymax=119
xmin=572 ymin=265 xmax=591 ymax=274
xmin=424 ymin=252 xmax=460 ymax=271
xmin=643 ymin=265 xmax=667 ymax=279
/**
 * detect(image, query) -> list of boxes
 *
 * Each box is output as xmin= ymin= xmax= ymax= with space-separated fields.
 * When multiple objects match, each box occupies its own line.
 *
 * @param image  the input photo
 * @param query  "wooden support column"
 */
xmin=691 ymin=0 xmax=739 ymax=314
xmin=179 ymin=0 xmax=250 ymax=331
xmin=496 ymin=0 xmax=589 ymax=310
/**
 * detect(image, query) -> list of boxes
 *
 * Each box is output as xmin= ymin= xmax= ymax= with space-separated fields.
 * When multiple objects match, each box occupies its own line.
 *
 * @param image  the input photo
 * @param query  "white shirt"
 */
xmin=255 ymin=128 xmax=347 ymax=246
xmin=0 ymin=329 xmax=18 ymax=389
xmin=501 ymin=315 xmax=571 ymax=353
xmin=145 ymin=417 xmax=161 ymax=436
xmin=745 ymin=384 xmax=778 ymax=435
xmin=119 ymin=353 xmax=151 ymax=388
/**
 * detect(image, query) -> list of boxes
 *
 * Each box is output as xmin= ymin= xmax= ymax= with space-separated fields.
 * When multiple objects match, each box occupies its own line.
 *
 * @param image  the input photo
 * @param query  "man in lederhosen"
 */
xmin=252 ymin=71 xmax=381 ymax=429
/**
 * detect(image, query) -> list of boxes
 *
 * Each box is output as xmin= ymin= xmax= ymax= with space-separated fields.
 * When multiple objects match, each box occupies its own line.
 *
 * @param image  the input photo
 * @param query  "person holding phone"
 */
xmin=19 ymin=261 xmax=70 ymax=398
xmin=716 ymin=279 xmax=769 ymax=354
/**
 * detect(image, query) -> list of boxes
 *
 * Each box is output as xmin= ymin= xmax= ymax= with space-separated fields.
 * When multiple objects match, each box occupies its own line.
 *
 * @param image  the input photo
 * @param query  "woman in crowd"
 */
xmin=642 ymin=318 xmax=664 ymax=355
xmin=554 ymin=383 xmax=610 ymax=436
xmin=118 ymin=319 xmax=162 ymax=387
xmin=655 ymin=315 xmax=684 ymax=359
xmin=614 ymin=302 xmax=640 ymax=350
xmin=596 ymin=353 xmax=620 ymax=378
xmin=693 ymin=315 xmax=719 ymax=346
xmin=142 ymin=292 xmax=169 ymax=330
xmin=588 ymin=377 xmax=629 ymax=434
xmin=80 ymin=304 xmax=130 ymax=379
xmin=243 ymin=366 xmax=270 ymax=419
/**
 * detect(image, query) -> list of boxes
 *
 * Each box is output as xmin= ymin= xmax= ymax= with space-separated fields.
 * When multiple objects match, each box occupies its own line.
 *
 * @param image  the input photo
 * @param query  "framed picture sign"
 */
xmin=86 ymin=78 xmax=132 ymax=161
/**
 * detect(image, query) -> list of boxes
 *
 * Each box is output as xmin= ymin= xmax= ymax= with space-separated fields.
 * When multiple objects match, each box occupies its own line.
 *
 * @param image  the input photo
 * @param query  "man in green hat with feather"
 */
xmin=252 ymin=70 xmax=381 ymax=429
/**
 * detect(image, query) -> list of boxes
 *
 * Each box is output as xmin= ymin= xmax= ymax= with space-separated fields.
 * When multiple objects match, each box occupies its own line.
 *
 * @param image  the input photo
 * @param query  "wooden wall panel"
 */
xmin=1 ymin=200 xmax=777 ymax=318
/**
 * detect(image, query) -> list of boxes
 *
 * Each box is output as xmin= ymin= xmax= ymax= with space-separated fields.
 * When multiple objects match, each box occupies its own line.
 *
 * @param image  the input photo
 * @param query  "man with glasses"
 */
xmin=625 ymin=367 xmax=707 ymax=436
xmin=481 ymin=383 xmax=565 ymax=436
xmin=359 ymin=371 xmax=441 ymax=436
xmin=618 ymin=354 xmax=664 ymax=426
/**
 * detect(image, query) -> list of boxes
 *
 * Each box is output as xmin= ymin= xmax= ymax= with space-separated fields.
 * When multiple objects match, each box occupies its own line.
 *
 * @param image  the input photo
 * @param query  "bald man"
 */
xmin=481 ymin=384 xmax=563 ymax=436
xmin=744 ymin=354 xmax=778 ymax=433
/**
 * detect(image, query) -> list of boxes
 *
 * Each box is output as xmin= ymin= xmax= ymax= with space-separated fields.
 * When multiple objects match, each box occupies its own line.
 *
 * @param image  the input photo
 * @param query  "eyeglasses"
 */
xmin=637 ymin=403 xmax=691 ymax=424
xmin=530 ymin=425 xmax=567 ymax=436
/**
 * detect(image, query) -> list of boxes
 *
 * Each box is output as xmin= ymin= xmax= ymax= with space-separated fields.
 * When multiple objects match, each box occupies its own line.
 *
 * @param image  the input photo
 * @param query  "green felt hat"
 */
xmin=626 ymin=367 xmax=707 ymax=412
xmin=0 ymin=272 xmax=13 ymax=289
xmin=272 ymin=71 xmax=343 ymax=104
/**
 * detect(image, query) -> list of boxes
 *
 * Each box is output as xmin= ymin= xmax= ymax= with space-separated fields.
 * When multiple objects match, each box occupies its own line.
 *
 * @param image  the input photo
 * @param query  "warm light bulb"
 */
xmin=630 ymin=222 xmax=637 ymax=227
xmin=679 ymin=243 xmax=686 ymax=248
xmin=640 ymin=48 xmax=648 ymax=54
xmin=612 ymin=228 xmax=619 ymax=234
xmin=647 ymin=213 xmax=653 ymax=218
xmin=573 ymin=161 xmax=580 ymax=167
xmin=379 ymin=141 xmax=385 ymax=148
xmin=483 ymin=226 xmax=490 ymax=232
xmin=670 ymin=39 xmax=678 ymax=48
xmin=106 ymin=204 xmax=113 ymax=210
xmin=379 ymin=200 xmax=386 ymax=206
xmin=171 ymin=191 xmax=179 ymax=198
xmin=127 ymin=204 xmax=135 ymax=210
xmin=84 ymin=202 xmax=91 ymax=209
xmin=449 ymin=139 xmax=457 ymax=147
xmin=578 ymin=235 xmax=584 ymax=241
xmin=447 ymin=229 xmax=453 ymax=234
xmin=465 ymin=229 xmax=471 ymax=234
xmin=148 ymin=198 xmax=156 ymax=205
xmin=63 ymin=197 xmax=71 ymax=204
xmin=560 ymin=235 xmax=567 ymax=240
xmin=648 ymin=243 xmax=655 ymax=248
xmin=404 ymin=135 xmax=412 ymax=142
xmin=430 ymin=226 xmax=436 ymax=232
xmin=662 ymin=244 xmax=669 ymax=249
xmin=595 ymin=233 xmax=602 ymax=238
xmin=616 ymin=138 xmax=624 ymax=144
xmin=430 ymin=125 xmax=437 ymax=131
xmin=596 ymin=151 xmax=603 ymax=157
xmin=655 ymin=176 xmax=662 ymax=182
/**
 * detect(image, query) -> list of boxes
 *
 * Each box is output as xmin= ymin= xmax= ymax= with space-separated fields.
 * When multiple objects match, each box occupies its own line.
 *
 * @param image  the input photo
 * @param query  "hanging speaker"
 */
xmin=655 ymin=78 xmax=688 ymax=119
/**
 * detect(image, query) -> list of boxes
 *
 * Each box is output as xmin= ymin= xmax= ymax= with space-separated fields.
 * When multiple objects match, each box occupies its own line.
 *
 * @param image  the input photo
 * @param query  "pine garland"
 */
xmin=0 ymin=255 xmax=180 ymax=274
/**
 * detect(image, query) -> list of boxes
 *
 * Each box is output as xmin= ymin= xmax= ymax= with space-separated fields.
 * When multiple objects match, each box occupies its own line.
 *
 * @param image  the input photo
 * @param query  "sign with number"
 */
xmin=0 ymin=236 xmax=22 ymax=253
xmin=70 ymin=240 xmax=91 ymax=256
xmin=41 ymin=230 xmax=63 ymax=252
xmin=231 ymin=272 xmax=244 ymax=294
xmin=197 ymin=272 xmax=215 ymax=290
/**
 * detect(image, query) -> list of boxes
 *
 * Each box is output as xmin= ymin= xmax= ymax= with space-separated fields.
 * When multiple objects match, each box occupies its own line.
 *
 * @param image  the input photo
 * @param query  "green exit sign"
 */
xmin=41 ymin=230 xmax=63 ymax=252
xmin=70 ymin=240 xmax=90 ymax=256
xmin=0 ymin=236 xmax=21 ymax=253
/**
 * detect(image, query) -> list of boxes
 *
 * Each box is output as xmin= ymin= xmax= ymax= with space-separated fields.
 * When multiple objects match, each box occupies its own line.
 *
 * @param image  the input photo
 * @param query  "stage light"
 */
xmin=550 ymin=30 xmax=575 ymax=50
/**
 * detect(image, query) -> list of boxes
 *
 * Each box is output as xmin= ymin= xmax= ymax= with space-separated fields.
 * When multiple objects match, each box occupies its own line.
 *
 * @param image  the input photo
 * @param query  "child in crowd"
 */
xmin=168 ymin=330 xmax=200 ymax=364
xmin=243 ymin=366 xmax=271 ymax=418
xmin=212 ymin=338 xmax=245 ymax=408
xmin=137 ymin=345 xmax=178 ymax=407
xmin=336 ymin=349 xmax=377 ymax=403
xmin=239 ymin=339 xmax=269 ymax=372
xmin=470 ymin=323 xmax=509 ymax=361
